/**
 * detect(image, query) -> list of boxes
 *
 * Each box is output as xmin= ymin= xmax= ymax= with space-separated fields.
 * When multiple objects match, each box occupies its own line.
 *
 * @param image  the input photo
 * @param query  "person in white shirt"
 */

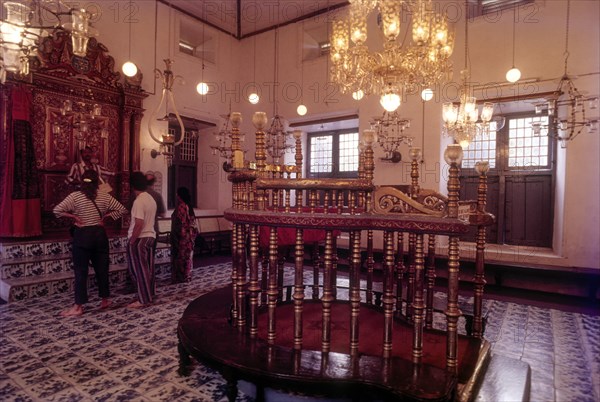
xmin=126 ymin=171 xmax=157 ymax=309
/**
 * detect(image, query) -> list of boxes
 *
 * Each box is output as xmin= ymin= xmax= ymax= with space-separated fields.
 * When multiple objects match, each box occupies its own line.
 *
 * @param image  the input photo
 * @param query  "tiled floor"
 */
xmin=0 ymin=258 xmax=598 ymax=402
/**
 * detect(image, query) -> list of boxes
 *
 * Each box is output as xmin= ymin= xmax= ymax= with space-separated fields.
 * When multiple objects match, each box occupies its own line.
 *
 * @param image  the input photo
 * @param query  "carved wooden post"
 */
xmin=425 ymin=234 xmax=436 ymax=329
xmin=444 ymin=144 xmax=463 ymax=372
xmin=293 ymin=227 xmax=305 ymax=349
xmin=473 ymin=161 xmax=489 ymax=338
xmin=382 ymin=231 xmax=395 ymax=358
xmin=248 ymin=224 xmax=260 ymax=338
xmin=412 ymin=234 xmax=425 ymax=363
xmin=410 ymin=147 xmax=422 ymax=199
xmin=395 ymin=232 xmax=405 ymax=315
xmin=321 ymin=230 xmax=334 ymax=353
xmin=267 ymin=226 xmax=279 ymax=345
xmin=349 ymin=230 xmax=362 ymax=355
xmin=294 ymin=132 xmax=303 ymax=214
xmin=362 ymin=129 xmax=375 ymax=211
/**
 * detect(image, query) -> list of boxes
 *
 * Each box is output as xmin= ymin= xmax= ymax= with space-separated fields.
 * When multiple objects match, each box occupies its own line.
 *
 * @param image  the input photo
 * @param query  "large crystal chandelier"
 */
xmin=0 ymin=1 xmax=98 ymax=78
xmin=329 ymin=0 xmax=454 ymax=112
xmin=442 ymin=3 xmax=494 ymax=149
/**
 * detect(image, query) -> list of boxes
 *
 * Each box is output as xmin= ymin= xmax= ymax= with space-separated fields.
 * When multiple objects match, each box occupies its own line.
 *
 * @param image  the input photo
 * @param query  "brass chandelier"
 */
xmin=148 ymin=59 xmax=186 ymax=166
xmin=0 ymin=1 xmax=98 ymax=78
xmin=531 ymin=0 xmax=598 ymax=147
xmin=370 ymin=110 xmax=413 ymax=162
xmin=329 ymin=0 xmax=455 ymax=112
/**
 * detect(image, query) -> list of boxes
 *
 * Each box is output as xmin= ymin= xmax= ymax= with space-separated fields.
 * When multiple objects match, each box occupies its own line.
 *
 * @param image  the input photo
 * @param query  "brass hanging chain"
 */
xmin=464 ymin=0 xmax=469 ymax=71
xmin=563 ymin=0 xmax=571 ymax=75
xmin=512 ymin=6 xmax=517 ymax=67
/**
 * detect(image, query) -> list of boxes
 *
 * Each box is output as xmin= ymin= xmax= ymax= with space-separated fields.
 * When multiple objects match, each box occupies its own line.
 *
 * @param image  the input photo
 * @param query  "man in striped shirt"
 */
xmin=54 ymin=170 xmax=127 ymax=317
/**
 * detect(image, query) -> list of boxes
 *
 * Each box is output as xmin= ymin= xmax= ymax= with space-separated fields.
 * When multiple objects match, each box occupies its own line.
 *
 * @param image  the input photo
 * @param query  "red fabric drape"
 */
xmin=0 ymin=85 xmax=42 ymax=237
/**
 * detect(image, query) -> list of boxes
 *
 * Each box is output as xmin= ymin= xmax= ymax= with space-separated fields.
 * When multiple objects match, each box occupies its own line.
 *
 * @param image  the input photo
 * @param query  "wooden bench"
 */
xmin=195 ymin=215 xmax=232 ymax=255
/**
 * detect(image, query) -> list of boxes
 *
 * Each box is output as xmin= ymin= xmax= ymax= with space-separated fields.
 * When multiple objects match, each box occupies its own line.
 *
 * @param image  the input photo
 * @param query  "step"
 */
xmin=0 ymin=235 xmax=172 ymax=303
xmin=0 ymin=255 xmax=172 ymax=302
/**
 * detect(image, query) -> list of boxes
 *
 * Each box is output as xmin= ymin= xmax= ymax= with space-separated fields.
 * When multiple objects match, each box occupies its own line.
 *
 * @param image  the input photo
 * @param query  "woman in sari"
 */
xmin=171 ymin=187 xmax=198 ymax=283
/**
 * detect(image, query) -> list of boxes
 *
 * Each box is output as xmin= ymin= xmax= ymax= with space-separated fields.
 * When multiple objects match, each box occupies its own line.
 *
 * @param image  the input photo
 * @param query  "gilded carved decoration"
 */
xmin=0 ymin=29 xmax=147 ymax=232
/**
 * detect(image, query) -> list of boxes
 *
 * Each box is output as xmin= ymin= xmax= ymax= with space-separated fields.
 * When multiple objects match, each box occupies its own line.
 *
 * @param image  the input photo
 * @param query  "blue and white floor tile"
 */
xmin=0 ymin=261 xmax=598 ymax=402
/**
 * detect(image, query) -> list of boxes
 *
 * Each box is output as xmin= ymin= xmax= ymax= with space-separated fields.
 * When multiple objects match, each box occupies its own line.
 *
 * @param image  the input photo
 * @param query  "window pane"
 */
xmin=339 ymin=132 xmax=359 ymax=172
xmin=508 ymin=116 xmax=550 ymax=168
xmin=310 ymin=135 xmax=332 ymax=173
xmin=461 ymin=125 xmax=497 ymax=169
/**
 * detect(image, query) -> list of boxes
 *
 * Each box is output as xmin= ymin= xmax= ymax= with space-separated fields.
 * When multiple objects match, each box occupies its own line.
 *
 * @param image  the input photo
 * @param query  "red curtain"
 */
xmin=0 ymin=85 xmax=42 ymax=237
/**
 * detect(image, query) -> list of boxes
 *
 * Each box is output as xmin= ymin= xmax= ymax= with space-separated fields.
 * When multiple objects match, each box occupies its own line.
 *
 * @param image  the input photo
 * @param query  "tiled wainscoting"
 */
xmin=0 ymin=237 xmax=170 ymax=303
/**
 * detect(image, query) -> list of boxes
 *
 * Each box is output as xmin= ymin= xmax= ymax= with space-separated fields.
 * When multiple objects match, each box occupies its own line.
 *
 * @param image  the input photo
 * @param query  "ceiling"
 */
xmin=161 ymin=0 xmax=349 ymax=39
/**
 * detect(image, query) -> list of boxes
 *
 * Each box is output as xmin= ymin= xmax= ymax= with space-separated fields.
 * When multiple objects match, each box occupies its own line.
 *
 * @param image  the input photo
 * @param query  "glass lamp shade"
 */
xmin=480 ymin=102 xmax=494 ymax=122
xmin=248 ymin=93 xmax=260 ymax=104
xmin=332 ymin=19 xmax=349 ymax=52
xmin=458 ymin=139 xmax=471 ymax=149
xmin=506 ymin=67 xmax=521 ymax=83
xmin=421 ymin=88 xmax=434 ymax=101
xmin=380 ymin=0 xmax=401 ymax=41
xmin=352 ymin=90 xmax=364 ymax=100
xmin=349 ymin=6 xmax=367 ymax=45
xmin=0 ymin=22 xmax=24 ymax=44
xmin=380 ymin=93 xmax=401 ymax=112
xmin=0 ymin=43 xmax=22 ymax=72
xmin=297 ymin=104 xmax=307 ymax=116
xmin=122 ymin=61 xmax=138 ymax=77
xmin=63 ymin=9 xmax=98 ymax=57
xmin=442 ymin=103 xmax=458 ymax=124
xmin=71 ymin=32 xmax=90 ymax=57
xmin=196 ymin=82 xmax=209 ymax=95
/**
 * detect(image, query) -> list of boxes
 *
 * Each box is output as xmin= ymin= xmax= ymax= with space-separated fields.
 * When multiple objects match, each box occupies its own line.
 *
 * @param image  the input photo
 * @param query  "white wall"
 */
xmin=91 ymin=1 xmax=599 ymax=269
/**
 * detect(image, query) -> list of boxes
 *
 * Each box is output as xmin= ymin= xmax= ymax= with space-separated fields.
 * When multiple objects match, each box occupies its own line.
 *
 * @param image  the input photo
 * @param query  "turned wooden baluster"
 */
xmin=235 ymin=220 xmax=247 ymax=330
xmin=267 ymin=226 xmax=279 ymax=344
xmin=410 ymin=148 xmax=422 ymax=200
xmin=406 ymin=148 xmax=422 ymax=322
xmin=406 ymin=233 xmax=416 ymax=321
xmin=425 ymin=234 xmax=437 ymax=329
xmin=444 ymin=144 xmax=463 ymax=372
xmin=349 ymin=229 xmax=362 ymax=356
xmin=366 ymin=229 xmax=375 ymax=304
xmin=321 ymin=230 xmax=334 ymax=353
xmin=395 ymin=232 xmax=405 ymax=315
xmin=362 ymin=129 xmax=375 ymax=211
xmin=412 ymin=233 xmax=425 ymax=363
xmin=382 ymin=231 xmax=395 ymax=358
xmin=248 ymin=224 xmax=260 ymax=337
xmin=473 ymin=161 xmax=489 ymax=338
xmin=293 ymin=227 xmax=305 ymax=349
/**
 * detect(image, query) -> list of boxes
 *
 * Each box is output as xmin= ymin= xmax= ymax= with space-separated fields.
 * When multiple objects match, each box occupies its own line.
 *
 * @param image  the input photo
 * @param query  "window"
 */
xmin=307 ymin=129 xmax=359 ymax=178
xmin=460 ymin=113 xmax=555 ymax=247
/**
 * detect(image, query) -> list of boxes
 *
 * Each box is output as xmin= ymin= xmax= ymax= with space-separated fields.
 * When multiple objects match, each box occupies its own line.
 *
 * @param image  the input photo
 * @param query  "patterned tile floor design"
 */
xmin=0 ymin=260 xmax=599 ymax=402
